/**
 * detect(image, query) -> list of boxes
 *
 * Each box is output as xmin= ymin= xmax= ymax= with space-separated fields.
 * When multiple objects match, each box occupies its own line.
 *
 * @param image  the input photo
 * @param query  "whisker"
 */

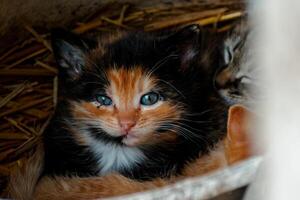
xmin=65 ymin=117 xmax=120 ymax=130
xmin=158 ymin=126 xmax=206 ymax=147
xmin=183 ymin=109 xmax=214 ymax=116
xmin=157 ymin=79 xmax=185 ymax=98
xmin=172 ymin=121 xmax=205 ymax=132
xmin=146 ymin=54 xmax=179 ymax=78
xmin=178 ymin=118 xmax=213 ymax=124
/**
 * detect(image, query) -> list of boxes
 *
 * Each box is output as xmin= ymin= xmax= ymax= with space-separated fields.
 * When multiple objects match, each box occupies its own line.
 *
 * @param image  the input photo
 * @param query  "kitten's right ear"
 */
xmin=51 ymin=29 xmax=93 ymax=81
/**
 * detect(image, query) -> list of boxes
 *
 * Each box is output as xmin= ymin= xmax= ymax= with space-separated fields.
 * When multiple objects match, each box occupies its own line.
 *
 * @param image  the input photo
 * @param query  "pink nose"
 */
xmin=119 ymin=119 xmax=136 ymax=134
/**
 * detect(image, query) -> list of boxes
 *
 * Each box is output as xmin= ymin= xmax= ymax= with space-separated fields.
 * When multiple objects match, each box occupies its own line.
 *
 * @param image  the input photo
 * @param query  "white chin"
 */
xmin=122 ymin=134 xmax=140 ymax=146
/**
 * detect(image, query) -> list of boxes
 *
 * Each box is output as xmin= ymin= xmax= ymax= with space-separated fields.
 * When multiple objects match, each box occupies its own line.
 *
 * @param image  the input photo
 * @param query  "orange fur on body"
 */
xmin=33 ymin=144 xmax=227 ymax=200
xmin=10 ymin=105 xmax=252 ymax=200
xmin=182 ymin=143 xmax=228 ymax=177
xmin=34 ymin=174 xmax=166 ymax=200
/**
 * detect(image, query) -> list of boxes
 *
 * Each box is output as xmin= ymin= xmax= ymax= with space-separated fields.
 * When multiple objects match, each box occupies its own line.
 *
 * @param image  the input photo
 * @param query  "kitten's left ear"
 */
xmin=160 ymin=24 xmax=202 ymax=69
xmin=51 ymin=29 xmax=94 ymax=81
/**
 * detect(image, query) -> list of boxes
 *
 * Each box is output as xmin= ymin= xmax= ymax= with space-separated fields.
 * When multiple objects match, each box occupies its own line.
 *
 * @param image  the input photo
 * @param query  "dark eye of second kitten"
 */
xmin=140 ymin=92 xmax=162 ymax=106
xmin=95 ymin=95 xmax=113 ymax=106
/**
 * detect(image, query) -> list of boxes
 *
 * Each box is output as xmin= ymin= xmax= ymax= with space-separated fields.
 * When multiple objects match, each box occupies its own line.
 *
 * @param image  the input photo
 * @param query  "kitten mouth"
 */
xmin=121 ymin=134 xmax=140 ymax=146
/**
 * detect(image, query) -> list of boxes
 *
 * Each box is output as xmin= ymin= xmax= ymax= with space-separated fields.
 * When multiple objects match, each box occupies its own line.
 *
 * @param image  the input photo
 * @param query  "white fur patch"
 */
xmin=88 ymin=137 xmax=146 ymax=175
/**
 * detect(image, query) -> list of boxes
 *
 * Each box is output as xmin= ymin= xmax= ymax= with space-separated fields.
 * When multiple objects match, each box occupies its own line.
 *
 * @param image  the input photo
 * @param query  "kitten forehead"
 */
xmin=107 ymin=67 xmax=155 ymax=109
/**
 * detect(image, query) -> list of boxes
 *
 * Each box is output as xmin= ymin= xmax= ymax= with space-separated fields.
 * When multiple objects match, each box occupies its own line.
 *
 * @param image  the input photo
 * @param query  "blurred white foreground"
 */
xmin=245 ymin=0 xmax=300 ymax=199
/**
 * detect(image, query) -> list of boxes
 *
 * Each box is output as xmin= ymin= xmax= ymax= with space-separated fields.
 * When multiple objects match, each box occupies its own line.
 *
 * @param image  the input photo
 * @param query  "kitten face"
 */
xmin=216 ymin=20 xmax=259 ymax=106
xmin=51 ymin=25 xmax=223 ymax=151
xmin=71 ymin=67 xmax=182 ymax=147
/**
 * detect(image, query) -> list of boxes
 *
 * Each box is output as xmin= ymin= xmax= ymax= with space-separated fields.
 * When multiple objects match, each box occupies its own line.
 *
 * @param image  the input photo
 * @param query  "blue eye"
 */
xmin=95 ymin=95 xmax=113 ymax=106
xmin=140 ymin=92 xmax=162 ymax=106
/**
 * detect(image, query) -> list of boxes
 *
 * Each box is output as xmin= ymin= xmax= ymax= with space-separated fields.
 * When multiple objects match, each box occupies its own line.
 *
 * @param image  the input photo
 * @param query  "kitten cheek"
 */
xmin=103 ymin=127 xmax=121 ymax=137
xmin=100 ymin=121 xmax=122 ymax=137
xmin=132 ymin=127 xmax=153 ymax=137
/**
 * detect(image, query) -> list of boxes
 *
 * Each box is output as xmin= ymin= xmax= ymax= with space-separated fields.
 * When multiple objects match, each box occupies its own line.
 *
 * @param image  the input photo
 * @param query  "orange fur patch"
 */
xmin=87 ymin=32 xmax=126 ymax=69
xmin=181 ymin=142 xmax=228 ymax=177
xmin=107 ymin=67 xmax=153 ymax=110
xmin=34 ymin=174 xmax=166 ymax=200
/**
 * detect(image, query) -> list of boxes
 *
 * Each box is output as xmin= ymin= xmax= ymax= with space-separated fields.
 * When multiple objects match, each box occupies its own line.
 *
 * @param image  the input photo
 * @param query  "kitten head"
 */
xmin=52 ymin=25 xmax=224 ymax=148
xmin=215 ymin=20 xmax=258 ymax=106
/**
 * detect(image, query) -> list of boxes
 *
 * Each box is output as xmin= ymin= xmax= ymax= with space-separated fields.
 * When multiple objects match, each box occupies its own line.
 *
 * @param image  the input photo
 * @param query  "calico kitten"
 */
xmin=215 ymin=20 xmax=260 ymax=107
xmin=43 ymin=25 xmax=228 ymax=181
